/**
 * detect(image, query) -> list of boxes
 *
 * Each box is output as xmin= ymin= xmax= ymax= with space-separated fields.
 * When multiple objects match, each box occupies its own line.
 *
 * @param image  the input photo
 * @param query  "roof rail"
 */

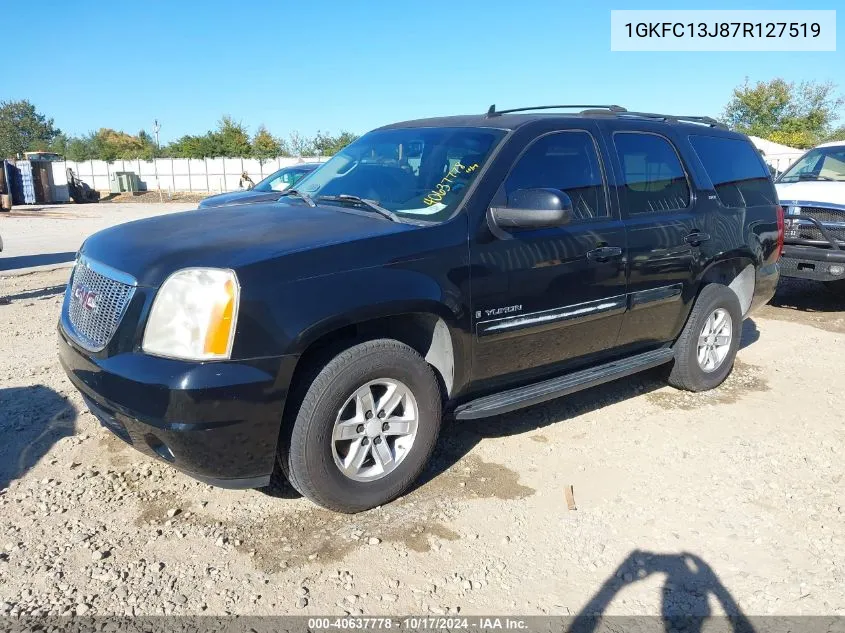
xmin=483 ymin=104 xmax=727 ymax=128
xmin=587 ymin=109 xmax=727 ymax=129
xmin=486 ymin=104 xmax=627 ymax=117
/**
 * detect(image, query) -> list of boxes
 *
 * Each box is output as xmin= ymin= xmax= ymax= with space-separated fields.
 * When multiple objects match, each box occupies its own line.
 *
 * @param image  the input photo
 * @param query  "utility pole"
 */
xmin=153 ymin=119 xmax=161 ymax=149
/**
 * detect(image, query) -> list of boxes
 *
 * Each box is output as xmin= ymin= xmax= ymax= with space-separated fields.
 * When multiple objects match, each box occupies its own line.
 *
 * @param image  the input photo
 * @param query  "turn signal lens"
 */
xmin=204 ymin=279 xmax=237 ymax=356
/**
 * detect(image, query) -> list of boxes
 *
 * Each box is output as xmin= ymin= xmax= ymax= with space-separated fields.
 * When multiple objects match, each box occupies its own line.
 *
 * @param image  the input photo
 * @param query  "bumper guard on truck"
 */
xmin=780 ymin=205 xmax=845 ymax=282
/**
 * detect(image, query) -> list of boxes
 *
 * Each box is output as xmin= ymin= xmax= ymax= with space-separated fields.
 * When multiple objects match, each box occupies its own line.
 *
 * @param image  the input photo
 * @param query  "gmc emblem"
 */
xmin=73 ymin=286 xmax=99 ymax=312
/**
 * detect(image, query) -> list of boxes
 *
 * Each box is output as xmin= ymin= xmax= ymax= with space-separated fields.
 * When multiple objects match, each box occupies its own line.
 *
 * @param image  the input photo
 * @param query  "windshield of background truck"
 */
xmin=778 ymin=146 xmax=845 ymax=183
xmin=294 ymin=127 xmax=506 ymax=222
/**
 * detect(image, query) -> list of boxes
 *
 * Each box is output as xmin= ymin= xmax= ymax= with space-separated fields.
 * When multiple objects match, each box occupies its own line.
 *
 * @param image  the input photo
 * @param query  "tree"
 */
xmin=65 ymin=136 xmax=94 ymax=162
xmin=287 ymin=130 xmax=313 ymax=157
xmin=48 ymin=132 xmax=69 ymax=157
xmin=136 ymin=130 xmax=157 ymax=159
xmin=312 ymin=130 xmax=359 ymax=156
xmin=0 ymin=99 xmax=61 ymax=158
xmin=722 ymin=78 xmax=844 ymax=148
xmin=822 ymin=125 xmax=845 ymax=144
xmin=252 ymin=125 xmax=283 ymax=163
xmin=216 ymin=116 xmax=251 ymax=157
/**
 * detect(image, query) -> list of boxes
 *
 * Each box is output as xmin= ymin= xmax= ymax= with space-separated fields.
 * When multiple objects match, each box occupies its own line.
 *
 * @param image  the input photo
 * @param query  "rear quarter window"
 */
xmin=613 ymin=132 xmax=691 ymax=216
xmin=689 ymin=135 xmax=777 ymax=208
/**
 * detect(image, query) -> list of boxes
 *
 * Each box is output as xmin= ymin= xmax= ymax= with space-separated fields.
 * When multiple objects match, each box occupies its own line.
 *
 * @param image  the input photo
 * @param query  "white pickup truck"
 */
xmin=775 ymin=141 xmax=845 ymax=290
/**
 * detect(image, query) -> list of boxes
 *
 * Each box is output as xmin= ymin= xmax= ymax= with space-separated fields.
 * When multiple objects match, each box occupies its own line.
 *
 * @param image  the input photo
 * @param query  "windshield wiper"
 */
xmin=317 ymin=194 xmax=400 ymax=222
xmin=796 ymin=174 xmax=835 ymax=182
xmin=278 ymin=188 xmax=316 ymax=207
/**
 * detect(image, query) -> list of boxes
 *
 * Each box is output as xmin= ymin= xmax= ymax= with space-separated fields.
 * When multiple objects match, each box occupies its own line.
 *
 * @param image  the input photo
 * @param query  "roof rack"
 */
xmin=486 ymin=104 xmax=627 ymax=117
xmin=585 ymin=109 xmax=727 ymax=129
xmin=485 ymin=104 xmax=727 ymax=128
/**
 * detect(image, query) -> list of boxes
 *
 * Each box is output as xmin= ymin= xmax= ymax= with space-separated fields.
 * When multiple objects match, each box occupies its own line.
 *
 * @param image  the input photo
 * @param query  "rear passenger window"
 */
xmin=689 ymin=135 xmax=777 ymax=208
xmin=613 ymin=133 xmax=690 ymax=215
xmin=505 ymin=131 xmax=608 ymax=221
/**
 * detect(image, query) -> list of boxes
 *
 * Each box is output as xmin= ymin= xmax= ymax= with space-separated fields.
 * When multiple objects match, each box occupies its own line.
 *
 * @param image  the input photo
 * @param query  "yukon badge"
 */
xmin=476 ymin=305 xmax=523 ymax=319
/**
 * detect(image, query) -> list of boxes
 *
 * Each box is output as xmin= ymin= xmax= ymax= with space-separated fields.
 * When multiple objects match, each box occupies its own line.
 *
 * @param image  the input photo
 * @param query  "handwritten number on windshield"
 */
xmin=423 ymin=162 xmax=480 ymax=206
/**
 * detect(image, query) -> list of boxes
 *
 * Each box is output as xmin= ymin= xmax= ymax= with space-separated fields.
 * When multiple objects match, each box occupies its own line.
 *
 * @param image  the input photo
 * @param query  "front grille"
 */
xmin=65 ymin=259 xmax=135 ymax=351
xmin=791 ymin=206 xmax=845 ymax=243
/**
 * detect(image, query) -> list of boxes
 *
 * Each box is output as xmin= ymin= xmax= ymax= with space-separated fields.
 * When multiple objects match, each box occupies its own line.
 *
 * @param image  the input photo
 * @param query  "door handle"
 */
xmin=586 ymin=246 xmax=623 ymax=262
xmin=684 ymin=232 xmax=711 ymax=246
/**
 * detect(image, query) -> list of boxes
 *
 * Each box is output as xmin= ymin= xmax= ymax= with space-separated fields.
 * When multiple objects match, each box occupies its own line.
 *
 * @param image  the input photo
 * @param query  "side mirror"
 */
xmin=490 ymin=188 xmax=572 ymax=230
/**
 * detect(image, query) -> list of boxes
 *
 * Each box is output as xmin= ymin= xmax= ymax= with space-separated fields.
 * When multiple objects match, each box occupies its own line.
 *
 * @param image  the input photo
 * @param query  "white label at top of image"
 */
xmin=610 ymin=10 xmax=836 ymax=52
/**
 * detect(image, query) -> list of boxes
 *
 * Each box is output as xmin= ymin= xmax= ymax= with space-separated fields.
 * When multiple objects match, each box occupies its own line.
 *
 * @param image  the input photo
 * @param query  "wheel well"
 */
xmin=700 ymin=259 xmax=755 ymax=316
xmin=288 ymin=313 xmax=456 ymax=405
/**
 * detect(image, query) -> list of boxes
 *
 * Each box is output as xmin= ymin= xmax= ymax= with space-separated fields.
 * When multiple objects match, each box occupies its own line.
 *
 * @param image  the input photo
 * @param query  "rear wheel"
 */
xmin=668 ymin=284 xmax=741 ymax=392
xmin=281 ymin=339 xmax=442 ymax=513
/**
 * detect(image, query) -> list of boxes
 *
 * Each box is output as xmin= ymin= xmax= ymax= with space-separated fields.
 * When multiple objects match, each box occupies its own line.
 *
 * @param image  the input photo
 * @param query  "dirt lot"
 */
xmin=0 ymin=203 xmax=195 ymax=274
xmin=0 ymin=211 xmax=843 ymax=618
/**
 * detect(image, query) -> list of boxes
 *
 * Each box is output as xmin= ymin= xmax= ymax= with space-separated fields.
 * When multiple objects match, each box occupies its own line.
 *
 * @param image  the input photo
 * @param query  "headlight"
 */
xmin=142 ymin=268 xmax=240 ymax=360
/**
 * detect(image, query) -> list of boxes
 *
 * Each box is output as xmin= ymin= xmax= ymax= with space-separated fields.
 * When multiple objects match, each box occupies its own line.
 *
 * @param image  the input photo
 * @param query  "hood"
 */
xmin=81 ymin=202 xmax=414 ymax=287
xmin=775 ymin=181 xmax=845 ymax=207
xmin=198 ymin=189 xmax=283 ymax=208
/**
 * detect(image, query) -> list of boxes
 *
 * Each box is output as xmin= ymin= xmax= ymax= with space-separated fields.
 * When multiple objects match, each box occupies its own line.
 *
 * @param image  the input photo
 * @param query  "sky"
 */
xmin=5 ymin=0 xmax=843 ymax=144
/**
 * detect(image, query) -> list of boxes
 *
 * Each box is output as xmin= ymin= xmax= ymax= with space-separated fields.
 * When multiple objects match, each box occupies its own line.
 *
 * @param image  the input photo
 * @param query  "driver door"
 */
xmin=469 ymin=126 xmax=628 ymax=390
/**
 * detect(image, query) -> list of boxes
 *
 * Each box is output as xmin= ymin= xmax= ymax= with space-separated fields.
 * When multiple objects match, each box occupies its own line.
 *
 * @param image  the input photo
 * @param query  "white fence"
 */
xmin=763 ymin=152 xmax=803 ymax=176
xmin=47 ymin=156 xmax=329 ymax=202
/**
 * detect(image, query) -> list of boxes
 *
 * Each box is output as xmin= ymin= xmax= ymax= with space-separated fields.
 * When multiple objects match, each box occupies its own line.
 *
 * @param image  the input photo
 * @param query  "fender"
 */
xmin=246 ymin=262 xmax=473 ymax=396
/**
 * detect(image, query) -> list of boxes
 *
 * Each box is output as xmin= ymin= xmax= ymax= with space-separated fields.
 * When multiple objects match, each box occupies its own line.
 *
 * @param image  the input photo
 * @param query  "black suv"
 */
xmin=58 ymin=105 xmax=782 ymax=513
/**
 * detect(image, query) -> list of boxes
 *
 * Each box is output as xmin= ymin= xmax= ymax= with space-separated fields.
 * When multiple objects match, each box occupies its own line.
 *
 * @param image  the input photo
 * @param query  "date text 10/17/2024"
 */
xmin=307 ymin=616 xmax=529 ymax=630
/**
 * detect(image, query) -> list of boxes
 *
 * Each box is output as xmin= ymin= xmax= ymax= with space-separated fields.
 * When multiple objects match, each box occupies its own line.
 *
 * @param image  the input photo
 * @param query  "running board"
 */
xmin=454 ymin=348 xmax=675 ymax=420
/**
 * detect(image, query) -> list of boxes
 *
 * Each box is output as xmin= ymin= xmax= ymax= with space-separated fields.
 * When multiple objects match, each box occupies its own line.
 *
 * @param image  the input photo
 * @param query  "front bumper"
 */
xmin=779 ymin=245 xmax=845 ymax=282
xmin=58 ymin=326 xmax=295 ymax=488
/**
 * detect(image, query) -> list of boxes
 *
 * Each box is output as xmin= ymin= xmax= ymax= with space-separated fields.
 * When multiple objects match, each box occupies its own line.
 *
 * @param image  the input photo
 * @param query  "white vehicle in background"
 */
xmin=775 ymin=141 xmax=845 ymax=291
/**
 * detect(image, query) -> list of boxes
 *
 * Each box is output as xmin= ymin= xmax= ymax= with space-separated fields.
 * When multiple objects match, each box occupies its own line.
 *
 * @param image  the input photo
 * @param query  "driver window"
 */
xmin=505 ymin=131 xmax=609 ymax=221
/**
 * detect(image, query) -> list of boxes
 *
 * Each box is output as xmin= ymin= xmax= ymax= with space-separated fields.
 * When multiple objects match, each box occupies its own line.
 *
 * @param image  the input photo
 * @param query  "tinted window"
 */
xmin=505 ymin=131 xmax=608 ymax=221
xmin=690 ymin=135 xmax=777 ymax=207
xmin=614 ymin=133 xmax=690 ymax=215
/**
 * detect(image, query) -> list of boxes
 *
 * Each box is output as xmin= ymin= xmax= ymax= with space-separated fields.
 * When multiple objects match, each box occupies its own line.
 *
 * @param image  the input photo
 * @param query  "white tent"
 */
xmin=748 ymin=136 xmax=805 ymax=174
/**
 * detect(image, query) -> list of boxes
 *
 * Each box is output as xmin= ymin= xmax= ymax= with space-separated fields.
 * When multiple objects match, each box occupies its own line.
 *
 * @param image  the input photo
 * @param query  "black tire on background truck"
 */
xmin=280 ymin=339 xmax=442 ymax=513
xmin=668 ymin=284 xmax=742 ymax=392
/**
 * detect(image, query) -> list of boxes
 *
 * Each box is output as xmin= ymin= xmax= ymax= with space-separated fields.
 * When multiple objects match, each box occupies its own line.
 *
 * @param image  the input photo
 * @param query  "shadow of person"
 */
xmin=0 ymin=385 xmax=77 ymax=490
xmin=570 ymin=550 xmax=755 ymax=633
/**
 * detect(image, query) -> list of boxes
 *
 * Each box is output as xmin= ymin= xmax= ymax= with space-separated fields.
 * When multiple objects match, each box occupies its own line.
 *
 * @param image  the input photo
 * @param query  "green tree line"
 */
xmin=0 ymin=103 xmax=358 ymax=161
xmin=721 ymin=78 xmax=845 ymax=148
xmin=2 ymin=79 xmax=844 ymax=161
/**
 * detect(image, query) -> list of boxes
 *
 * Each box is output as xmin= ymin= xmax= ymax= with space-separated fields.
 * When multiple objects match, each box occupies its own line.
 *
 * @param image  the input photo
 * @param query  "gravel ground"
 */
xmin=0 ymin=216 xmax=843 ymax=617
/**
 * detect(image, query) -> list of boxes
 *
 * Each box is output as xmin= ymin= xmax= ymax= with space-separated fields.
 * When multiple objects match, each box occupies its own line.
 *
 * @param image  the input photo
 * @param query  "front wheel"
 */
xmin=281 ymin=339 xmax=442 ymax=513
xmin=668 ymin=284 xmax=742 ymax=392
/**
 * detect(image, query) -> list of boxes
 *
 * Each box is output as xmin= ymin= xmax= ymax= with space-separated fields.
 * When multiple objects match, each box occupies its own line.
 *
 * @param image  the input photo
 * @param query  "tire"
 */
xmin=280 ymin=339 xmax=442 ymax=513
xmin=668 ymin=284 xmax=742 ymax=392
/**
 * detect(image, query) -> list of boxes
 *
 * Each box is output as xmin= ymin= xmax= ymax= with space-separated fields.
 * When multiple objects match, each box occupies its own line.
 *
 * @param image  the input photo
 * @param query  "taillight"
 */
xmin=775 ymin=205 xmax=785 ymax=260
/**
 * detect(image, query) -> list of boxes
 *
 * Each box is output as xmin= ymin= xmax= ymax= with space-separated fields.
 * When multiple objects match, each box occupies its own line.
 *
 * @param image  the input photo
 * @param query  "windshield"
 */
xmin=778 ymin=146 xmax=845 ymax=183
xmin=293 ymin=127 xmax=506 ymax=222
xmin=253 ymin=166 xmax=311 ymax=192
